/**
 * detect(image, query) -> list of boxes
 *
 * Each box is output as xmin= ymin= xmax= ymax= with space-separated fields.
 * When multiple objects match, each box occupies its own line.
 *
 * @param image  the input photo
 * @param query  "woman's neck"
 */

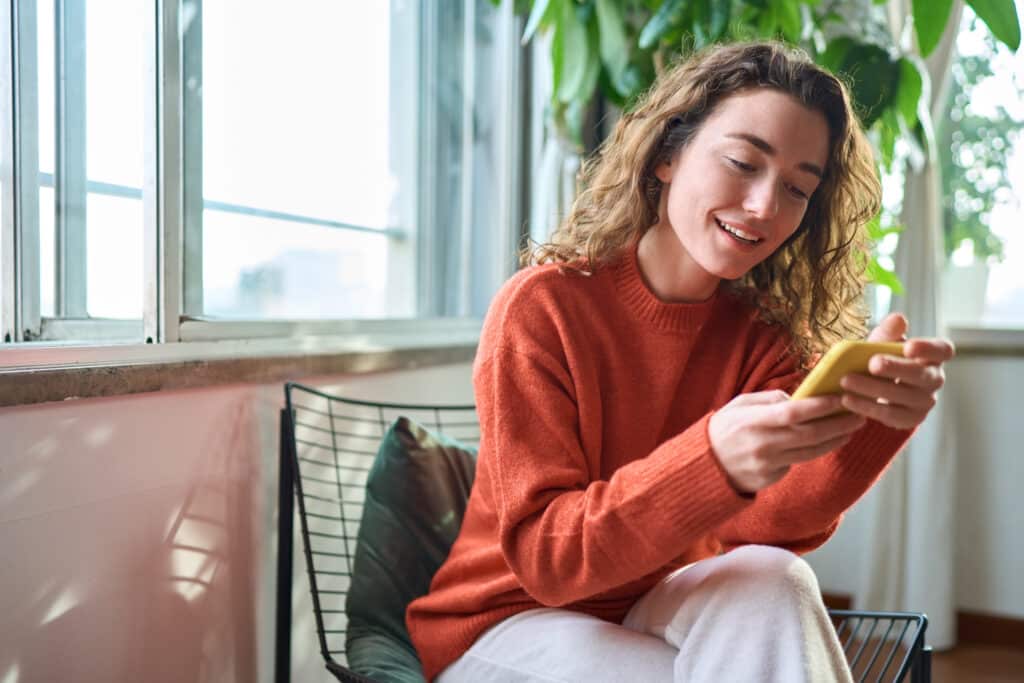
xmin=636 ymin=222 xmax=721 ymax=303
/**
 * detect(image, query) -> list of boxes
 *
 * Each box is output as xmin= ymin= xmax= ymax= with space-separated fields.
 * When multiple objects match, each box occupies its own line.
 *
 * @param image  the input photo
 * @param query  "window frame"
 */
xmin=1 ymin=0 xmax=525 ymax=351
xmin=2 ymin=0 xmax=43 ymax=344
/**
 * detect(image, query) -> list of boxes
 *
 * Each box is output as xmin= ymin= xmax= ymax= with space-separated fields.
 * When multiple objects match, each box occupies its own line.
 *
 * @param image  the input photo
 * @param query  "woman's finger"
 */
xmin=761 ymin=394 xmax=846 ymax=427
xmin=840 ymin=372 xmax=938 ymax=411
xmin=778 ymin=433 xmax=854 ymax=465
xmin=904 ymin=337 xmax=956 ymax=365
xmin=727 ymin=389 xmax=791 ymax=407
xmin=865 ymin=355 xmax=945 ymax=392
xmin=762 ymin=410 xmax=865 ymax=451
xmin=840 ymin=392 xmax=920 ymax=429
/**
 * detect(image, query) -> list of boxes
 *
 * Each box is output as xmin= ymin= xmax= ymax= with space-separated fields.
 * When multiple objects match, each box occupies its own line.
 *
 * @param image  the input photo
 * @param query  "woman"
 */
xmin=407 ymin=41 xmax=954 ymax=682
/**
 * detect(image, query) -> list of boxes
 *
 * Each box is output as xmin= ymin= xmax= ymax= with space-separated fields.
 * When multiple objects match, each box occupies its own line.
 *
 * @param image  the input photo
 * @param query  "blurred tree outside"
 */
xmin=938 ymin=13 xmax=1024 ymax=264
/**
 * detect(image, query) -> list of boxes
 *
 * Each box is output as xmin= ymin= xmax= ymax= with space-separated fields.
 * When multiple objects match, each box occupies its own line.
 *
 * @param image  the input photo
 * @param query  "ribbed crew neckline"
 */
xmin=612 ymin=241 xmax=722 ymax=334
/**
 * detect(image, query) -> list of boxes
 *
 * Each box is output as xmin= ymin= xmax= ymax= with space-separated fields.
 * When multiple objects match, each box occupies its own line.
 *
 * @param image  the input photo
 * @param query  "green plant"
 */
xmin=497 ymin=0 xmax=1021 ymax=288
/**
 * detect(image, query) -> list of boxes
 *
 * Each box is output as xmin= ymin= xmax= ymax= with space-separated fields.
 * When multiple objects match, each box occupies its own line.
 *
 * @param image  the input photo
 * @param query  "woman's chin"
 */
xmin=703 ymin=261 xmax=753 ymax=282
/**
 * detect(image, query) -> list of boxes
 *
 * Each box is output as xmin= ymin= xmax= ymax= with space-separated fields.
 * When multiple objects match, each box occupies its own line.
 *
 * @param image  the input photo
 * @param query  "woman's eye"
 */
xmin=726 ymin=157 xmax=755 ymax=172
xmin=786 ymin=184 xmax=810 ymax=200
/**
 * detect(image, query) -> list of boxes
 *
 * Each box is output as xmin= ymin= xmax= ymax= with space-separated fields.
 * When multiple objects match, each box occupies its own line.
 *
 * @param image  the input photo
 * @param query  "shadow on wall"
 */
xmin=0 ymin=388 xmax=262 ymax=682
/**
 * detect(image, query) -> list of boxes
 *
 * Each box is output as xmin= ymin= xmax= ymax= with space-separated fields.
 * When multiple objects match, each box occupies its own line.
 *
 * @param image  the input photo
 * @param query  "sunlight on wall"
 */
xmin=82 ymin=424 xmax=114 ymax=449
xmin=1 ymin=664 xmax=19 ymax=683
xmin=40 ymin=586 xmax=80 ymax=626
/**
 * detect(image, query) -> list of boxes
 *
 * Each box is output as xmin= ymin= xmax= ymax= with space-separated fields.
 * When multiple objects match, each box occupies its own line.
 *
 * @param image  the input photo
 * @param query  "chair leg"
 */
xmin=911 ymin=645 xmax=932 ymax=683
xmin=275 ymin=408 xmax=295 ymax=683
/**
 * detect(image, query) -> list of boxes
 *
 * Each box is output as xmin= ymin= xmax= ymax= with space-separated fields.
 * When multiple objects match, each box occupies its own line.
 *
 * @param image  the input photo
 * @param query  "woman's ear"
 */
xmin=655 ymin=162 xmax=673 ymax=184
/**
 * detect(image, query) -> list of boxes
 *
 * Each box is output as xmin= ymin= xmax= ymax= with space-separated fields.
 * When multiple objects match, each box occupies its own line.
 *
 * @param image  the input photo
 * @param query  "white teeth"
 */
xmin=716 ymin=219 xmax=761 ymax=243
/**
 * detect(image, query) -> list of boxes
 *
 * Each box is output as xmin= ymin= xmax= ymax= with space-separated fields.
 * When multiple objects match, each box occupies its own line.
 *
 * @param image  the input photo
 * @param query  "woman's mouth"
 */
xmin=715 ymin=218 xmax=763 ymax=245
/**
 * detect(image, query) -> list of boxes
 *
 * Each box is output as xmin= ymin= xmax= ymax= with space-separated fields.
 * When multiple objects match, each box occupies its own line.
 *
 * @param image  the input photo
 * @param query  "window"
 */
xmin=1 ymin=0 xmax=524 ymax=346
xmin=940 ymin=3 xmax=1024 ymax=328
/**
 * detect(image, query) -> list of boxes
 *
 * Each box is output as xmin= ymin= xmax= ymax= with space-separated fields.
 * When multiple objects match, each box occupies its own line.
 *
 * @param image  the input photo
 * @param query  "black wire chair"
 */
xmin=274 ymin=382 xmax=931 ymax=683
xmin=830 ymin=610 xmax=931 ymax=683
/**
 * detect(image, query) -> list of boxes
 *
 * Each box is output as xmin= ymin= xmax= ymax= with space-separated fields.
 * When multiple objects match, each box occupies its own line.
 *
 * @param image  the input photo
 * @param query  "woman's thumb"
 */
xmin=867 ymin=312 xmax=909 ymax=342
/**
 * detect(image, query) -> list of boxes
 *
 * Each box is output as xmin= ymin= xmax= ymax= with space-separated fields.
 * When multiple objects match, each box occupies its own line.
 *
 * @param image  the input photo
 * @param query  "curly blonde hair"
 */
xmin=524 ymin=41 xmax=881 ymax=363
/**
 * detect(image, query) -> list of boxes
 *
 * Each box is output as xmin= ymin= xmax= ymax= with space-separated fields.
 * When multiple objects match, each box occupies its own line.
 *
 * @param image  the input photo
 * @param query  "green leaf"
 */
xmin=692 ymin=0 xmax=711 ymax=49
xmin=897 ymin=57 xmax=924 ymax=130
xmin=564 ymin=98 xmax=587 ymax=148
xmin=829 ymin=41 xmax=901 ymax=128
xmin=595 ymin=0 xmax=630 ymax=82
xmin=966 ymin=0 xmax=1022 ymax=51
xmin=551 ymin=5 xmax=564 ymax=96
xmin=693 ymin=21 xmax=710 ymax=50
xmin=523 ymin=0 xmax=557 ymax=44
xmin=617 ymin=59 xmax=656 ymax=105
xmin=759 ymin=3 xmax=779 ymax=36
xmin=865 ymin=213 xmax=882 ymax=240
xmin=867 ymin=257 xmax=904 ymax=294
xmin=578 ymin=15 xmax=603 ymax=103
xmin=555 ymin=1 xmax=590 ymax=103
xmin=818 ymin=36 xmax=854 ymax=73
xmin=912 ymin=0 xmax=954 ymax=57
xmin=639 ymin=0 xmax=685 ymax=49
xmin=692 ymin=0 xmax=711 ymax=26
xmin=776 ymin=0 xmax=803 ymax=42
xmin=877 ymin=108 xmax=899 ymax=169
xmin=866 ymin=214 xmax=904 ymax=240
xmin=709 ymin=0 xmax=732 ymax=39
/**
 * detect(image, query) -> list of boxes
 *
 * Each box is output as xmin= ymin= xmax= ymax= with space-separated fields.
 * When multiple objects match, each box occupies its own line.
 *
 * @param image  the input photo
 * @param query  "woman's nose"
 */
xmin=743 ymin=179 xmax=780 ymax=220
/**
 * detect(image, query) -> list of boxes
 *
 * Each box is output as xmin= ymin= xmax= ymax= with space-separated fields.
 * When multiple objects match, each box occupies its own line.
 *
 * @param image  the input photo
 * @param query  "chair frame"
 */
xmin=274 ymin=382 xmax=931 ymax=683
xmin=276 ymin=383 xmax=479 ymax=683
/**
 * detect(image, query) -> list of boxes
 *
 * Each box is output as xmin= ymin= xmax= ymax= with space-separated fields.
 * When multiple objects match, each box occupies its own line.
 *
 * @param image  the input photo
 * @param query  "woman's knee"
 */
xmin=719 ymin=545 xmax=821 ymax=599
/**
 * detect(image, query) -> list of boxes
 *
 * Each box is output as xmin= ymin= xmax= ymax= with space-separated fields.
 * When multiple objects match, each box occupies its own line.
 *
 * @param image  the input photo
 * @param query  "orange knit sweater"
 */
xmin=406 ymin=245 xmax=910 ymax=681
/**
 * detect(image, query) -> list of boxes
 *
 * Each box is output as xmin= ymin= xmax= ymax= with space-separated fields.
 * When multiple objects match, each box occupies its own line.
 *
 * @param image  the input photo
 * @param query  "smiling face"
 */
xmin=638 ymin=88 xmax=830 ymax=301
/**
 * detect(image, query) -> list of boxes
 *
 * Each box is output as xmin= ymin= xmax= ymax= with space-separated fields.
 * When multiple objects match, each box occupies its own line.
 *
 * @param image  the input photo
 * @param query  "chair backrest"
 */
xmin=281 ymin=382 xmax=478 ymax=681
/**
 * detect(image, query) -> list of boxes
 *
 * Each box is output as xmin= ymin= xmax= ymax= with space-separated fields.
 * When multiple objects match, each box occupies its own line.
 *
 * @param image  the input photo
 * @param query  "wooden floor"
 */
xmin=931 ymin=644 xmax=1024 ymax=682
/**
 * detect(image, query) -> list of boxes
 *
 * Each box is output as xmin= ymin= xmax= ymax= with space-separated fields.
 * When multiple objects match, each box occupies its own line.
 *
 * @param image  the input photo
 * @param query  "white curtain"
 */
xmin=853 ymin=1 xmax=963 ymax=650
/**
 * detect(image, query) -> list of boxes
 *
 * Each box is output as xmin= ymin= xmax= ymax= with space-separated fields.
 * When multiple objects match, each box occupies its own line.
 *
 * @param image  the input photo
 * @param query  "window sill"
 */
xmin=947 ymin=326 xmax=1024 ymax=356
xmin=0 ymin=321 xmax=481 ymax=408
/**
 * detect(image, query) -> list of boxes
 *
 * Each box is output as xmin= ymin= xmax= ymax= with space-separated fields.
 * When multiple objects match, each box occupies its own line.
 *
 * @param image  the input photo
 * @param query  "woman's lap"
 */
xmin=437 ymin=545 xmax=851 ymax=683
xmin=436 ymin=607 xmax=676 ymax=683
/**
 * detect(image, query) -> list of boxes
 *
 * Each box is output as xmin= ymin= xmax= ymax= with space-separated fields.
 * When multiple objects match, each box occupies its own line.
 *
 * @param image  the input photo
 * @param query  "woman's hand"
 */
xmin=839 ymin=313 xmax=955 ymax=430
xmin=708 ymin=391 xmax=867 ymax=494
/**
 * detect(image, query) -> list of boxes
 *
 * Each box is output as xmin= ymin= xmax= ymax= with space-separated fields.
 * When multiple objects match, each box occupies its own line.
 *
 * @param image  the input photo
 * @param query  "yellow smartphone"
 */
xmin=790 ymin=340 xmax=906 ymax=400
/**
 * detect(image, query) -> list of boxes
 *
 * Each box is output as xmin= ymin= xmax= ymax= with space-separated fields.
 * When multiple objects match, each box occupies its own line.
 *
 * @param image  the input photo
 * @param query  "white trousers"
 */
xmin=437 ymin=545 xmax=853 ymax=683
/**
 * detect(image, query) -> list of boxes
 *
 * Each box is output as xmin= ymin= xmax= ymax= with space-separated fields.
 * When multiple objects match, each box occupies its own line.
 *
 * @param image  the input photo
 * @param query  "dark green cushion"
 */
xmin=345 ymin=416 xmax=477 ymax=682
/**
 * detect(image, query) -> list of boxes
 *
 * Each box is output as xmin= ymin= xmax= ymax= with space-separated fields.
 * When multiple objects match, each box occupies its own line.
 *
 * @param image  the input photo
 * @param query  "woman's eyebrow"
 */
xmin=724 ymin=132 xmax=823 ymax=179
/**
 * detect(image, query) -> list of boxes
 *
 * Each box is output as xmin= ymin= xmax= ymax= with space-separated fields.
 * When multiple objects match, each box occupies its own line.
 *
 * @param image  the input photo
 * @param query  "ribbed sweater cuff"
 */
xmin=628 ymin=412 xmax=752 ymax=540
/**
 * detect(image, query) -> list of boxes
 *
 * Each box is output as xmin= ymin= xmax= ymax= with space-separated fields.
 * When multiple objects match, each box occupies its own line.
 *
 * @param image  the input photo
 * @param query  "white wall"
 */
xmin=0 ymin=362 xmax=473 ymax=683
xmin=807 ymin=354 xmax=1024 ymax=619
xmin=948 ymin=355 xmax=1024 ymax=615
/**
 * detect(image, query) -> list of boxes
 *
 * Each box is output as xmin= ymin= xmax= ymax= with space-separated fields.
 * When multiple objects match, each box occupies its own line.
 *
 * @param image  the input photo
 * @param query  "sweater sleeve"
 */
xmin=715 ymin=333 xmax=913 ymax=554
xmin=715 ymin=421 xmax=911 ymax=553
xmin=476 ymin=345 xmax=751 ymax=607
